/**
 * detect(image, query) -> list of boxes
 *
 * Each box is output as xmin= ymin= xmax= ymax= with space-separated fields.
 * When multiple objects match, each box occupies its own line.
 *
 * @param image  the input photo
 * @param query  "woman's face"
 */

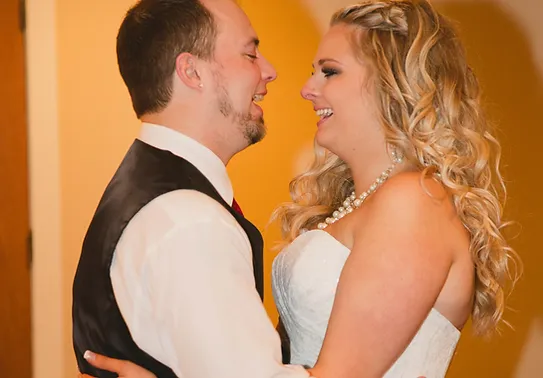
xmin=301 ymin=24 xmax=386 ymax=162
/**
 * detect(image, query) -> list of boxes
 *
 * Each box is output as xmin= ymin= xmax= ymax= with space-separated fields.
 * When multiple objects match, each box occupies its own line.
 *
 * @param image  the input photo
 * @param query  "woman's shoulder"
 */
xmin=351 ymin=170 xmax=455 ymax=235
xmin=368 ymin=170 xmax=448 ymax=209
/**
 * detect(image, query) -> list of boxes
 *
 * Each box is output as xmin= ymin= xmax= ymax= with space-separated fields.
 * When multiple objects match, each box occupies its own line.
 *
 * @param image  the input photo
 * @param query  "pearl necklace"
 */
xmin=317 ymin=162 xmax=399 ymax=230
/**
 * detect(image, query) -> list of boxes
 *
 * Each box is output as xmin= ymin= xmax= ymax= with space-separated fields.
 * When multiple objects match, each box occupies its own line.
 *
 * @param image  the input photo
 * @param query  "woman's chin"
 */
xmin=315 ymin=129 xmax=333 ymax=151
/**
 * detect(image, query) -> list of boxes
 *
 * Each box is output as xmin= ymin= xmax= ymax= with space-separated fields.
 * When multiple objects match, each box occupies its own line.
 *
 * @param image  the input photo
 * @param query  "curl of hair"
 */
xmin=273 ymin=0 xmax=520 ymax=337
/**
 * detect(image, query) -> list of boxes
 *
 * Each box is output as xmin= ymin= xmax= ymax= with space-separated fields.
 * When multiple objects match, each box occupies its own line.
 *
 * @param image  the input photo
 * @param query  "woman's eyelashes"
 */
xmin=310 ymin=66 xmax=340 ymax=77
xmin=322 ymin=67 xmax=339 ymax=78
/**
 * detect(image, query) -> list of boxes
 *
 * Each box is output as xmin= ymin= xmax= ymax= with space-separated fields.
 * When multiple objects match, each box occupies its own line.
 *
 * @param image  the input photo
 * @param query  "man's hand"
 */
xmin=77 ymin=351 xmax=156 ymax=378
xmin=76 ymin=351 xmax=426 ymax=378
xmin=307 ymin=368 xmax=426 ymax=378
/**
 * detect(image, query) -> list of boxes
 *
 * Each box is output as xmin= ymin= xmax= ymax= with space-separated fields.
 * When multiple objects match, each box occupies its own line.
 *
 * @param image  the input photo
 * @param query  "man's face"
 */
xmin=203 ymin=0 xmax=277 ymax=146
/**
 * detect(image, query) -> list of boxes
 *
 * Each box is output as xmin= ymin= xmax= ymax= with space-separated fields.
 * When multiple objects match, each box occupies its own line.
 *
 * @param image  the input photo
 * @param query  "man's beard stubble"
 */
xmin=213 ymin=71 xmax=266 ymax=145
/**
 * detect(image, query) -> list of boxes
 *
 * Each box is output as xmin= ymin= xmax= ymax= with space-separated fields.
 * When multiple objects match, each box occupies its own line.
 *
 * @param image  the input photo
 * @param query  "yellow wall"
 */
xmin=56 ymin=1 xmax=139 ymax=376
xmin=27 ymin=0 xmax=542 ymax=377
xmin=432 ymin=2 xmax=543 ymax=376
xmin=233 ymin=0 xmax=320 ymax=324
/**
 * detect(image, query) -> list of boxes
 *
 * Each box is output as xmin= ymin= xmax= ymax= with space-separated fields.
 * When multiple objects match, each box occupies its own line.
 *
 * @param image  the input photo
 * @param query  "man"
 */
xmin=72 ymin=0 xmax=309 ymax=377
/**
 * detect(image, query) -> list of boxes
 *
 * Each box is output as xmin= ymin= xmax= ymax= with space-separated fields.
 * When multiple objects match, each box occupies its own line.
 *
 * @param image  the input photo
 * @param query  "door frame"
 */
xmin=26 ymin=0 xmax=64 ymax=377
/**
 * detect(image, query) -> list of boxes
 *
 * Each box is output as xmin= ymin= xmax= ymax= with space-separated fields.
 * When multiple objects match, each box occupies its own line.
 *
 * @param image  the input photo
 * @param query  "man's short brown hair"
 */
xmin=117 ymin=0 xmax=217 ymax=118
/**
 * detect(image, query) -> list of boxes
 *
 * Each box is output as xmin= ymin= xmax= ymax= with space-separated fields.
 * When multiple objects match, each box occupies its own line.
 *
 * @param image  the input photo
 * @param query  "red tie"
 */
xmin=232 ymin=198 xmax=244 ymax=216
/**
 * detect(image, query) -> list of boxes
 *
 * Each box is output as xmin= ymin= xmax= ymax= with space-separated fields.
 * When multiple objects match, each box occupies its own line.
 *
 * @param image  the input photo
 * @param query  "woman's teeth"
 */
xmin=316 ymin=108 xmax=334 ymax=118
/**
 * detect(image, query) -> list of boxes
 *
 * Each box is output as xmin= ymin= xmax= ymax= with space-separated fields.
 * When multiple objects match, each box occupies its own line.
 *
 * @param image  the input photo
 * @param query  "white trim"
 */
xmin=26 ymin=0 xmax=64 ymax=377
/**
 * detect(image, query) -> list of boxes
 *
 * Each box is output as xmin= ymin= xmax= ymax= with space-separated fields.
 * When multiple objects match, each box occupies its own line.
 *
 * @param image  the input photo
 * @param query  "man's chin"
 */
xmin=244 ymin=118 xmax=266 ymax=145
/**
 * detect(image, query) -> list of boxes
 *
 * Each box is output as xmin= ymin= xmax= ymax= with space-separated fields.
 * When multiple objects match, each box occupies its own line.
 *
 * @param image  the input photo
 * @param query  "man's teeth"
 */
xmin=316 ymin=108 xmax=334 ymax=117
xmin=253 ymin=94 xmax=264 ymax=102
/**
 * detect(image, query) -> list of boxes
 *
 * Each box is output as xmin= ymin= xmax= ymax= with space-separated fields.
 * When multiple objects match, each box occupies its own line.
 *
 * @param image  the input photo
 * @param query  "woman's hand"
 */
xmin=77 ymin=351 xmax=157 ymax=378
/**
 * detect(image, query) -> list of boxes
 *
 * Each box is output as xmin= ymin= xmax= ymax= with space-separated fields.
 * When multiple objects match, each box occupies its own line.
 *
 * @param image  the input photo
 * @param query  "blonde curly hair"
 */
xmin=273 ymin=0 xmax=520 ymax=337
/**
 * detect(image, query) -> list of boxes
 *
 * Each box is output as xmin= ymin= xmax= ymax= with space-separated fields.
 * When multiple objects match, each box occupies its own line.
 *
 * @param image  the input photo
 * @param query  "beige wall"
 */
xmin=27 ymin=0 xmax=542 ymax=378
xmin=26 ymin=0 xmax=64 ymax=377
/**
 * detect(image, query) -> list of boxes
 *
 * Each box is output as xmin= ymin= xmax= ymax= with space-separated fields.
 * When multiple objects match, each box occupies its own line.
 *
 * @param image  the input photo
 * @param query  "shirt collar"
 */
xmin=138 ymin=123 xmax=234 ymax=205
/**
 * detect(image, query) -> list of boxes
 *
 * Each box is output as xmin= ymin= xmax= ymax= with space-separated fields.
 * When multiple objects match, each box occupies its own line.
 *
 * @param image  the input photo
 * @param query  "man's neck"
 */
xmin=140 ymin=112 xmax=239 ymax=165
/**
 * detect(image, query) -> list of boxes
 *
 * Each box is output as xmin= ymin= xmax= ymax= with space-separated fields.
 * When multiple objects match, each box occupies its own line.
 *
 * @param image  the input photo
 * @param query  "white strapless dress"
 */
xmin=272 ymin=230 xmax=460 ymax=377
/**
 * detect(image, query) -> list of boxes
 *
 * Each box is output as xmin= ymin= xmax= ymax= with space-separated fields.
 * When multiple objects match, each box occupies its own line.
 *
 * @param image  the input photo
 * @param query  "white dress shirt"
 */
xmin=110 ymin=123 xmax=309 ymax=378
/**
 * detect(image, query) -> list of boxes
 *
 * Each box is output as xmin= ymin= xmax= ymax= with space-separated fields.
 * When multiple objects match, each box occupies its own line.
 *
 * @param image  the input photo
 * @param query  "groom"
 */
xmin=72 ymin=0 xmax=307 ymax=377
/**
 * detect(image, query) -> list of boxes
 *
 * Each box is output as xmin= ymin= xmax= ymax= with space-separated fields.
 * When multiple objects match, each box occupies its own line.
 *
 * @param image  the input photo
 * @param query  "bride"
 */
xmin=80 ymin=0 xmax=518 ymax=376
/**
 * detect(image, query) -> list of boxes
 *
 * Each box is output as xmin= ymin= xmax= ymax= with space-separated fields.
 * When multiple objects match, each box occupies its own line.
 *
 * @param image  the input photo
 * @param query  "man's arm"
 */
xmin=114 ymin=191 xmax=308 ymax=378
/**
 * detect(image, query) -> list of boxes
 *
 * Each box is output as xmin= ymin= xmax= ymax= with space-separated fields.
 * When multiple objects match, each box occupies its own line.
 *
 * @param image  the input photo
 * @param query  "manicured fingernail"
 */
xmin=84 ymin=351 xmax=95 ymax=361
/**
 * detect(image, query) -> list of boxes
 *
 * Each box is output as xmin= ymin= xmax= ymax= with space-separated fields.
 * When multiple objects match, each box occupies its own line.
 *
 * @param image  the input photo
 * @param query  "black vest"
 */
xmin=72 ymin=140 xmax=264 ymax=377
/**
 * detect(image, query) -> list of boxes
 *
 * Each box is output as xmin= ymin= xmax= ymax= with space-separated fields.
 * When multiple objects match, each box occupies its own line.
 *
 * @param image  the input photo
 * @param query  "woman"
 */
xmin=82 ymin=0 xmax=518 ymax=376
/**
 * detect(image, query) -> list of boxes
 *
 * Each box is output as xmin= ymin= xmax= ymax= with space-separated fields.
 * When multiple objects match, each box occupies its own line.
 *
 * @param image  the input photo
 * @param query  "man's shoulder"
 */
xmin=114 ymin=189 xmax=243 ymax=264
xmin=141 ymin=189 xmax=234 ymax=226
